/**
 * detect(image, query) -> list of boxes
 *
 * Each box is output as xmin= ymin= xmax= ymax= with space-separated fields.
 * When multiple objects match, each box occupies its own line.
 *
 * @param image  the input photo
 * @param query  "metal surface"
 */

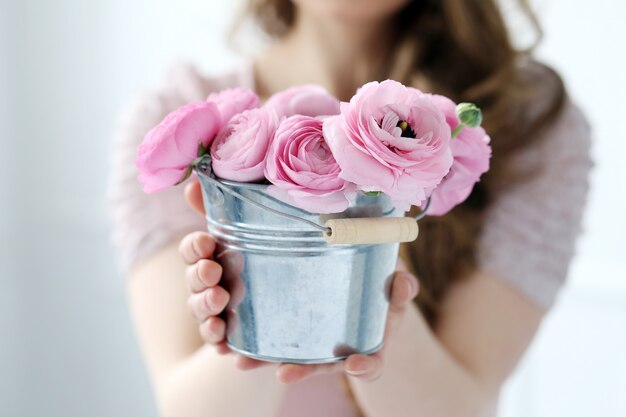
xmin=195 ymin=156 xmax=406 ymax=363
xmin=195 ymin=156 xmax=428 ymax=235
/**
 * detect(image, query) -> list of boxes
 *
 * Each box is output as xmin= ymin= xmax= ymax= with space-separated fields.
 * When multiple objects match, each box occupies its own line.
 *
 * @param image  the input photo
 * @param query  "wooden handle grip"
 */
xmin=323 ymin=217 xmax=419 ymax=244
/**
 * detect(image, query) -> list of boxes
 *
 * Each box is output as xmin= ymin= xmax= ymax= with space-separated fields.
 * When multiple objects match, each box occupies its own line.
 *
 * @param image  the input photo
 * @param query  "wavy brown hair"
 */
xmin=241 ymin=0 xmax=566 ymax=325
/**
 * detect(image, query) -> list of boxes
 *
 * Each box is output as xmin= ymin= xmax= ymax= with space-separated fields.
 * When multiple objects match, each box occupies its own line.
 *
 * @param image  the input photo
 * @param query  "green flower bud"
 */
xmin=456 ymin=102 xmax=483 ymax=128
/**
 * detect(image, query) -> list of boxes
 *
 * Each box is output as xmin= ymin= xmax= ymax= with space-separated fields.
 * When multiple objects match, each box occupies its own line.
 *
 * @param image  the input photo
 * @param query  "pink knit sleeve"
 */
xmin=106 ymin=63 xmax=244 ymax=274
xmin=477 ymin=98 xmax=593 ymax=309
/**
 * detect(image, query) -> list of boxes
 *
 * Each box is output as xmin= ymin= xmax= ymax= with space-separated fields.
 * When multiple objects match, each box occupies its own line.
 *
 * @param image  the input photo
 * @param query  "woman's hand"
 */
xmin=178 ymin=230 xmax=230 ymax=352
xmin=179 ymin=228 xmax=273 ymax=369
xmin=274 ymin=263 xmax=419 ymax=383
xmin=181 ymin=179 xmax=419 ymax=383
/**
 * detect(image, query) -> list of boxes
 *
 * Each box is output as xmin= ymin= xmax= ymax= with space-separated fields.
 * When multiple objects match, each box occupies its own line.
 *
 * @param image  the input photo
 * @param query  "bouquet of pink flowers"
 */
xmin=136 ymin=80 xmax=491 ymax=216
xmin=135 ymin=79 xmax=493 ymax=363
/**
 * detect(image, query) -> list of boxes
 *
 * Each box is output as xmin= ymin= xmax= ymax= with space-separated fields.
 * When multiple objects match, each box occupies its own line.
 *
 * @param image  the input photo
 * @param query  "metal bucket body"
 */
xmin=198 ymin=172 xmax=403 ymax=363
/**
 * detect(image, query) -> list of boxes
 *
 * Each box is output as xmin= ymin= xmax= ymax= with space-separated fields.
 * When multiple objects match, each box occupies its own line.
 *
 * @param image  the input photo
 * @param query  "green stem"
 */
xmin=451 ymin=124 xmax=464 ymax=139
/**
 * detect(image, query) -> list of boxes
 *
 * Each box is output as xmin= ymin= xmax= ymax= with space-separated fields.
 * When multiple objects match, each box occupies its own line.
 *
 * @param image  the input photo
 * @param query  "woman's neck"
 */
xmin=254 ymin=9 xmax=395 ymax=101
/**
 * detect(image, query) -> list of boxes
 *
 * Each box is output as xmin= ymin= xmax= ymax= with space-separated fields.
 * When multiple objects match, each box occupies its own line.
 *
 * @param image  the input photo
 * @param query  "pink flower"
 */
xmin=207 ymin=87 xmax=259 ymax=124
xmin=264 ymin=115 xmax=354 ymax=214
xmin=263 ymin=85 xmax=340 ymax=118
xmin=210 ymin=108 xmax=280 ymax=182
xmin=136 ymin=101 xmax=221 ymax=193
xmin=323 ymin=80 xmax=453 ymax=211
xmin=426 ymin=95 xmax=491 ymax=216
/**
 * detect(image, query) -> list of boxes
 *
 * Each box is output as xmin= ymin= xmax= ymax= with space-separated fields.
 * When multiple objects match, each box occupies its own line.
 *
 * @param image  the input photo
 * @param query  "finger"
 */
xmin=199 ymin=316 xmax=226 ymax=344
xmin=184 ymin=180 xmax=206 ymax=215
xmin=186 ymin=259 xmax=223 ymax=293
xmin=234 ymin=355 xmax=274 ymax=371
xmin=378 ymin=271 xmax=419 ymax=353
xmin=215 ymin=341 xmax=232 ymax=355
xmin=179 ymin=232 xmax=216 ymax=265
xmin=389 ymin=271 xmax=419 ymax=314
xmin=188 ymin=286 xmax=230 ymax=321
xmin=275 ymin=361 xmax=343 ymax=384
xmin=344 ymin=354 xmax=383 ymax=381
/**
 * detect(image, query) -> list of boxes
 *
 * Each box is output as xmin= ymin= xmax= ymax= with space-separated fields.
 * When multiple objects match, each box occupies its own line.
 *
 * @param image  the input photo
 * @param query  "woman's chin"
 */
xmin=293 ymin=0 xmax=411 ymax=23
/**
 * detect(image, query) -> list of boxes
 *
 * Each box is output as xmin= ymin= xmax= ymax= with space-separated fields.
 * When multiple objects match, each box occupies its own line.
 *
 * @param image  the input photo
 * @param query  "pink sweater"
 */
xmin=107 ymin=61 xmax=592 ymax=417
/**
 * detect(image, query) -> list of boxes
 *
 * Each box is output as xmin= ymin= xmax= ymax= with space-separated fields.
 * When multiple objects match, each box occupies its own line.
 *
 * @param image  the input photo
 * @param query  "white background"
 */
xmin=1 ymin=1 xmax=624 ymax=416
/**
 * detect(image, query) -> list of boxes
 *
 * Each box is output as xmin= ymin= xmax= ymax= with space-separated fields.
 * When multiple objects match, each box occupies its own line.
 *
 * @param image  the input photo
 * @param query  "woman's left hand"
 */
xmin=184 ymin=179 xmax=419 ymax=384
xmin=274 ymin=263 xmax=419 ymax=383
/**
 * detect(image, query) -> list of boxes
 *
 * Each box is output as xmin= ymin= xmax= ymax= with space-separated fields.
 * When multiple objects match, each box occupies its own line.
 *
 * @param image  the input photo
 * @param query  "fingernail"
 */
xmin=194 ymin=236 xmax=212 ymax=258
xmin=346 ymin=368 xmax=368 ymax=376
xmin=409 ymin=280 xmax=417 ymax=298
xmin=192 ymin=237 xmax=203 ymax=258
xmin=406 ymin=275 xmax=418 ymax=298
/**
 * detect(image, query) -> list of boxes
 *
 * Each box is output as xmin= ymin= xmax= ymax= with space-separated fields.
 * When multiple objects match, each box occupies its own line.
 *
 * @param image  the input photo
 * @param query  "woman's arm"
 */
xmin=347 ymin=269 xmax=544 ymax=417
xmin=126 ymin=184 xmax=545 ymax=417
xmin=107 ymin=66 xmax=289 ymax=417
xmin=127 ymin=241 xmax=287 ymax=417
xmin=345 ymin=97 xmax=591 ymax=417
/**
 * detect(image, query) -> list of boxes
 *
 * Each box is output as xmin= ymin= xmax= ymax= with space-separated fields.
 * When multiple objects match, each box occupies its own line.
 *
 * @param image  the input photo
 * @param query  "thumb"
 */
xmin=184 ymin=179 xmax=206 ymax=215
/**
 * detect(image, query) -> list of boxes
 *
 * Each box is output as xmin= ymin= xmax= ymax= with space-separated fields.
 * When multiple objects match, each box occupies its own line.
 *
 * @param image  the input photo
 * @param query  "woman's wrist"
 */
xmin=345 ymin=302 xmax=492 ymax=417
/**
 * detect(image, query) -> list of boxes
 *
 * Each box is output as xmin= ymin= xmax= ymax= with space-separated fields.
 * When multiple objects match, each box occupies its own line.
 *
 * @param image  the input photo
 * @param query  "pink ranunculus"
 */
xmin=263 ymin=85 xmax=340 ymax=118
xmin=136 ymin=101 xmax=221 ymax=193
xmin=426 ymin=95 xmax=492 ymax=216
xmin=210 ymin=108 xmax=280 ymax=182
xmin=264 ymin=115 xmax=354 ymax=214
xmin=207 ymin=87 xmax=260 ymax=124
xmin=323 ymin=80 xmax=453 ymax=212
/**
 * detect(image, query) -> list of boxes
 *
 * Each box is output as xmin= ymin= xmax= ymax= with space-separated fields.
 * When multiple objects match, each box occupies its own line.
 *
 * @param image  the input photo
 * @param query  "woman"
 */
xmin=108 ymin=0 xmax=592 ymax=416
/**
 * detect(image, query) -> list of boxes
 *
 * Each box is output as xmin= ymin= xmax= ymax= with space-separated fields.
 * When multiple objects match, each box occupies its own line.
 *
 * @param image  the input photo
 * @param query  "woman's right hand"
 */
xmin=180 ymin=180 xmax=274 ymax=371
xmin=179 ymin=231 xmax=230 ymax=352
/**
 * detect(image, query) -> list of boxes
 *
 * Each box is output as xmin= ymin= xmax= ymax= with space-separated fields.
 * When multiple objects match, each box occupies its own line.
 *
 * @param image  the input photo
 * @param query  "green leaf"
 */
xmin=197 ymin=142 xmax=208 ymax=157
xmin=174 ymin=165 xmax=193 ymax=186
xmin=363 ymin=191 xmax=383 ymax=197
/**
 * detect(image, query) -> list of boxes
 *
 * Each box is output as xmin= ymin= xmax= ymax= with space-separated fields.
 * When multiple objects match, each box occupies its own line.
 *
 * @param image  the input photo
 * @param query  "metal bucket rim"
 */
xmin=215 ymin=177 xmax=271 ymax=191
xmin=194 ymin=157 xmax=430 ymax=232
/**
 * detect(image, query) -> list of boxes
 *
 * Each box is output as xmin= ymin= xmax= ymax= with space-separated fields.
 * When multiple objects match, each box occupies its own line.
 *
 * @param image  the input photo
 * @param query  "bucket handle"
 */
xmin=194 ymin=156 xmax=428 ymax=244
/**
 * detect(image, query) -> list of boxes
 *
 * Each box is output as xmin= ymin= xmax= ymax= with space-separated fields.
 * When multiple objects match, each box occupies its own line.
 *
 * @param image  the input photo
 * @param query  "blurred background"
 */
xmin=1 ymin=1 xmax=624 ymax=416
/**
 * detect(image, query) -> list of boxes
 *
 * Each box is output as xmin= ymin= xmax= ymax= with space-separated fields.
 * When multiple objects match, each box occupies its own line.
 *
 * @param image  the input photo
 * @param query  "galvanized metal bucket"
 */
xmin=194 ymin=156 xmax=422 ymax=364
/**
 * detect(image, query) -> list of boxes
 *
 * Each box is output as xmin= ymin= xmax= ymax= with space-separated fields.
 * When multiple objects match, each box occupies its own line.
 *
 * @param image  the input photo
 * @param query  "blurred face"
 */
xmin=292 ymin=0 xmax=412 ymax=23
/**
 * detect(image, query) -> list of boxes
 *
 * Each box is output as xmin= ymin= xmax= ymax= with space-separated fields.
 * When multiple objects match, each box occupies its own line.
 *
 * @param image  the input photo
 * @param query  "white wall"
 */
xmin=500 ymin=1 xmax=626 ymax=416
xmin=1 ymin=1 xmax=241 ymax=416
xmin=1 ymin=1 xmax=624 ymax=416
